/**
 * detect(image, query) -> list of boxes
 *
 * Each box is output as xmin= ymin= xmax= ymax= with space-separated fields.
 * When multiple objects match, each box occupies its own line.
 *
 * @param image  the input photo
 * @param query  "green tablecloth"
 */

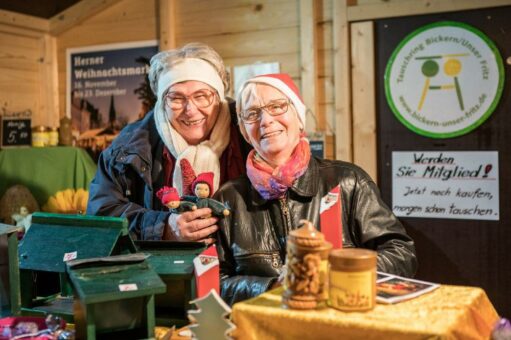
xmin=0 ymin=146 xmax=97 ymax=206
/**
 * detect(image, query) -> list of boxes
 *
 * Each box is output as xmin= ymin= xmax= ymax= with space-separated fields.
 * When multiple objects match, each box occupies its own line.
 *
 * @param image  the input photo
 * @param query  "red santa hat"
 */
xmin=156 ymin=186 xmax=180 ymax=205
xmin=192 ymin=172 xmax=215 ymax=197
xmin=236 ymin=73 xmax=306 ymax=133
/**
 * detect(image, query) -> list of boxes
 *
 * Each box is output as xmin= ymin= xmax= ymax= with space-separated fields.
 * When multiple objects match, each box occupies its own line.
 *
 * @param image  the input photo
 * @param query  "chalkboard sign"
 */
xmin=1 ymin=117 xmax=31 ymax=147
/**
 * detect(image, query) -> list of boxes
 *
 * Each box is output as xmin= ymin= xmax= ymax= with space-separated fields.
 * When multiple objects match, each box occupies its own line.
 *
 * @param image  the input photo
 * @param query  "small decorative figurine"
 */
xmin=11 ymin=206 xmax=32 ymax=232
xmin=156 ymin=186 xmax=197 ymax=213
xmin=182 ymin=172 xmax=230 ymax=218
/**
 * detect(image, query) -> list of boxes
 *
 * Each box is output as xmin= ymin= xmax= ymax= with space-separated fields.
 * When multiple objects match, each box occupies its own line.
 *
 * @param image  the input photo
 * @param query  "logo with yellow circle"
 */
xmin=385 ymin=21 xmax=504 ymax=138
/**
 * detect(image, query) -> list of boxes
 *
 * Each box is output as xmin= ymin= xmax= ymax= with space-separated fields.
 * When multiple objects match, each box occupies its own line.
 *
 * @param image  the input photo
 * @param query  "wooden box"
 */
xmin=66 ymin=253 xmax=166 ymax=340
xmin=0 ymin=224 xmax=21 ymax=317
xmin=17 ymin=212 xmax=136 ymax=321
xmin=135 ymin=241 xmax=206 ymax=327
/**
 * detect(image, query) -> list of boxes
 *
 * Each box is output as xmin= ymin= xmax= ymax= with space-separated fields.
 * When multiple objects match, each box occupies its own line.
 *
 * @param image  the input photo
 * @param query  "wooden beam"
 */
xmin=347 ymin=0 xmax=511 ymax=21
xmin=0 ymin=9 xmax=49 ymax=32
xmin=159 ymin=0 xmax=177 ymax=51
xmin=49 ymin=0 xmax=123 ymax=36
xmin=351 ymin=21 xmax=377 ymax=182
xmin=299 ymin=0 xmax=320 ymax=132
xmin=38 ymin=34 xmax=60 ymax=127
xmin=333 ymin=0 xmax=353 ymax=161
xmin=0 ymin=23 xmax=45 ymax=38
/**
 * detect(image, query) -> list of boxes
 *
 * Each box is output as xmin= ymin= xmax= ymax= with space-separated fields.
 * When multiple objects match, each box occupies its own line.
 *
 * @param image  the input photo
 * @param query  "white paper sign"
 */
xmin=392 ymin=151 xmax=499 ymax=220
xmin=63 ymin=251 xmax=77 ymax=262
xmin=118 ymin=283 xmax=138 ymax=292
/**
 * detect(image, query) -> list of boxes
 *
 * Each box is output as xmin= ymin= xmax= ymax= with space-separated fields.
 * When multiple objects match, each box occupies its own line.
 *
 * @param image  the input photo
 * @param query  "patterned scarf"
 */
xmin=247 ymin=138 xmax=311 ymax=200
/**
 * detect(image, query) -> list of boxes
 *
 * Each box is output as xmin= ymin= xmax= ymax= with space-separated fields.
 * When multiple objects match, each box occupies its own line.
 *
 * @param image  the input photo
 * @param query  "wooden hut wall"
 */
xmin=0 ymin=12 xmax=56 ymax=127
xmin=1 ymin=0 xmax=337 ymax=158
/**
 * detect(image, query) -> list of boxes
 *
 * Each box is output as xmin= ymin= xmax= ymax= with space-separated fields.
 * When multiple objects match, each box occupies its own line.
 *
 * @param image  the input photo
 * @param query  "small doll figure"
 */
xmin=156 ymin=186 xmax=196 ymax=213
xmin=182 ymin=172 xmax=230 ymax=218
xmin=12 ymin=206 xmax=32 ymax=233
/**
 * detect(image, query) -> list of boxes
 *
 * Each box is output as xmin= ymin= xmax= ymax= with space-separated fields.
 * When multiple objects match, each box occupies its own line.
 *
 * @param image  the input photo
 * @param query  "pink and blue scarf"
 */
xmin=247 ymin=138 xmax=311 ymax=200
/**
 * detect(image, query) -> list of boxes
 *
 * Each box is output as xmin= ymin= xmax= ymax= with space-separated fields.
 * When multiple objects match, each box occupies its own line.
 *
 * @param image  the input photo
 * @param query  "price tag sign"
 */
xmin=63 ymin=251 xmax=78 ymax=262
xmin=119 ymin=283 xmax=138 ymax=292
xmin=1 ymin=113 xmax=31 ymax=148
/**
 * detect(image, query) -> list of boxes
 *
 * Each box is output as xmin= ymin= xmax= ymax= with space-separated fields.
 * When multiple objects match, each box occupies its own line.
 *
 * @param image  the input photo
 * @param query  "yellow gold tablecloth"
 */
xmin=231 ymin=285 xmax=498 ymax=340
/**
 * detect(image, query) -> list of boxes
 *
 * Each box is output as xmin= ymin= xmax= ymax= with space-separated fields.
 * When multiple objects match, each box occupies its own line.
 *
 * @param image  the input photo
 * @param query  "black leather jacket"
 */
xmin=214 ymin=157 xmax=417 ymax=305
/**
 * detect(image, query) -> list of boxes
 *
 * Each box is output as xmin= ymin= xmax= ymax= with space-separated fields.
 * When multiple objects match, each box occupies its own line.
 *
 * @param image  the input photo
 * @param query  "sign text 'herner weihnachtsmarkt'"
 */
xmin=392 ymin=151 xmax=499 ymax=220
xmin=385 ymin=21 xmax=504 ymax=138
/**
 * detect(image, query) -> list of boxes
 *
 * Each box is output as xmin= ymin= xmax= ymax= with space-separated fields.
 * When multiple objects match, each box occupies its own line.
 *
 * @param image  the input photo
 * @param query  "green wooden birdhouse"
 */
xmin=135 ymin=240 xmax=206 ymax=327
xmin=17 ymin=212 xmax=136 ymax=321
xmin=66 ymin=253 xmax=166 ymax=340
xmin=0 ymin=224 xmax=22 ymax=317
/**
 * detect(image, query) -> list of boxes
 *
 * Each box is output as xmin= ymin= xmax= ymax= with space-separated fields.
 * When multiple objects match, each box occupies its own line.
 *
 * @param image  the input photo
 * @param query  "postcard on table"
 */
xmin=376 ymin=272 xmax=440 ymax=304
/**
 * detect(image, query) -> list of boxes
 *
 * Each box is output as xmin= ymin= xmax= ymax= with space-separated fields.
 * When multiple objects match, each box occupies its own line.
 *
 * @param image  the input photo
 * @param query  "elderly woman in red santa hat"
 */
xmin=87 ymin=43 xmax=250 ymax=243
xmin=214 ymin=73 xmax=417 ymax=305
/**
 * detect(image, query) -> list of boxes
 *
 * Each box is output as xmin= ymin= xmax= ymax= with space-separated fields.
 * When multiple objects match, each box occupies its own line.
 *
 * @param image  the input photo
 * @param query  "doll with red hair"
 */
xmin=156 ymin=186 xmax=197 ymax=213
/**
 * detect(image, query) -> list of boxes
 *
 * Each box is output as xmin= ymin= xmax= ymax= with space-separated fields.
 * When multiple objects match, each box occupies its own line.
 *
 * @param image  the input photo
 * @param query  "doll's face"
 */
xmin=194 ymin=183 xmax=210 ymax=198
xmin=166 ymin=200 xmax=180 ymax=209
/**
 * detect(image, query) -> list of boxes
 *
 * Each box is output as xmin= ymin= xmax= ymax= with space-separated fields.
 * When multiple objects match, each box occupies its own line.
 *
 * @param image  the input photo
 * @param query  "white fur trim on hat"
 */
xmin=157 ymin=58 xmax=225 ymax=99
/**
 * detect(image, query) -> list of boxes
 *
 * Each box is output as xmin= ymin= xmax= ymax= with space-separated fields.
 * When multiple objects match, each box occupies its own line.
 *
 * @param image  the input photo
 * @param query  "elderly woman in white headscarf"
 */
xmin=87 ymin=43 xmax=250 ymax=242
xmin=214 ymin=73 xmax=417 ymax=305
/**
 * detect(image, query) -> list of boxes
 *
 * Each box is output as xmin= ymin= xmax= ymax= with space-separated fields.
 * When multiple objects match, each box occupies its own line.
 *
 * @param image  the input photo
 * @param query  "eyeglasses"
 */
xmin=240 ymin=99 xmax=289 ymax=123
xmin=165 ymin=89 xmax=216 ymax=111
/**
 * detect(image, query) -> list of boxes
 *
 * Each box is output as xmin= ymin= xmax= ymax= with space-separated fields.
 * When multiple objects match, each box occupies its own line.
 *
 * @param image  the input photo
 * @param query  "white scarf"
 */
xmin=154 ymin=98 xmax=231 ymax=195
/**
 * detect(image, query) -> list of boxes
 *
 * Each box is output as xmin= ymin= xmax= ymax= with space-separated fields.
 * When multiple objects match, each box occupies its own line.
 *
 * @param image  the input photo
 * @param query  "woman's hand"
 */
xmin=165 ymin=208 xmax=219 ymax=244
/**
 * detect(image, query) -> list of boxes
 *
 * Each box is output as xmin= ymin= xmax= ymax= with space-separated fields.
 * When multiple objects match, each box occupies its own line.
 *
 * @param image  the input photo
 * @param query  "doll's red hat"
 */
xmin=192 ymin=172 xmax=214 ymax=197
xmin=156 ymin=186 xmax=180 ymax=204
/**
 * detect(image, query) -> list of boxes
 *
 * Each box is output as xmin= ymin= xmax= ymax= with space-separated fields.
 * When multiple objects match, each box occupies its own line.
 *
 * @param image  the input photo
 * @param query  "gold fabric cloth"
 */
xmin=231 ymin=285 xmax=498 ymax=340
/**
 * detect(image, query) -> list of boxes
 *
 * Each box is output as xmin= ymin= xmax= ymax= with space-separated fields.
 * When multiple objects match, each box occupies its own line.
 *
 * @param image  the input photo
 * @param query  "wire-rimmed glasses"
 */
xmin=240 ymin=98 xmax=290 ymax=123
xmin=165 ymin=89 xmax=216 ymax=111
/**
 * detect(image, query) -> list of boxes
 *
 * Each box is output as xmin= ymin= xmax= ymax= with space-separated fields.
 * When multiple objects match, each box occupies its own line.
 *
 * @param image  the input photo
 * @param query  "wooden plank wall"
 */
xmin=0 ymin=11 xmax=53 ymax=126
xmin=173 ymin=0 xmax=335 ymax=158
xmin=1 ymin=0 xmax=337 ymax=158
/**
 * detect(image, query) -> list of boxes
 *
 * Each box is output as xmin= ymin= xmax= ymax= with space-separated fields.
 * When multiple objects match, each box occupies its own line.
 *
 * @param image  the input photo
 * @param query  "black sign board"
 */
xmin=309 ymin=140 xmax=325 ymax=159
xmin=1 ymin=117 xmax=31 ymax=147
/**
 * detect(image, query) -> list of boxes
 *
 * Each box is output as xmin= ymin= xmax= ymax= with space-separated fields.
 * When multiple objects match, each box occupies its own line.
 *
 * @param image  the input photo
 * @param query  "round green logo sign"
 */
xmin=384 ymin=21 xmax=504 ymax=138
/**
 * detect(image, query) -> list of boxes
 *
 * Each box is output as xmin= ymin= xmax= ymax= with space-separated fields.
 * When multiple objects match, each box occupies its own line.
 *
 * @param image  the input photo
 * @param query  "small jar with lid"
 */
xmin=328 ymin=248 xmax=377 ymax=312
xmin=32 ymin=126 xmax=49 ymax=147
xmin=48 ymin=127 xmax=59 ymax=146
xmin=282 ymin=220 xmax=332 ymax=310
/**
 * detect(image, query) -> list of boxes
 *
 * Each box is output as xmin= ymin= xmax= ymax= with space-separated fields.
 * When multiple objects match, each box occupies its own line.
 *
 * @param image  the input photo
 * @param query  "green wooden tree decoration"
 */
xmin=188 ymin=290 xmax=235 ymax=340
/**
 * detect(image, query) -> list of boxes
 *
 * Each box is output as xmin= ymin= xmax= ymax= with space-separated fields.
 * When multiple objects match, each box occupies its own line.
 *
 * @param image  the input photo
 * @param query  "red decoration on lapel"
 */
xmin=320 ymin=184 xmax=343 ymax=249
